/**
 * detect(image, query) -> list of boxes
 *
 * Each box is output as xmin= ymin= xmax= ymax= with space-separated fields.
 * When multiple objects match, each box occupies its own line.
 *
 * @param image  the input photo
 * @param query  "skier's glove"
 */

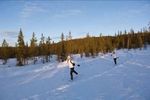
xmin=72 ymin=63 xmax=75 ymax=66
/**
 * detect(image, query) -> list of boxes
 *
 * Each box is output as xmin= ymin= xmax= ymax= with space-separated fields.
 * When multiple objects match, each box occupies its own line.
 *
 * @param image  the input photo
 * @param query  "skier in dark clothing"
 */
xmin=67 ymin=55 xmax=78 ymax=80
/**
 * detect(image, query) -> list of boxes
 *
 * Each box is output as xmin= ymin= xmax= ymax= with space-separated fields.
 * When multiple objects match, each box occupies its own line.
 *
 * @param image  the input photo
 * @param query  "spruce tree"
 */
xmin=39 ymin=33 xmax=45 ymax=63
xmin=30 ymin=32 xmax=38 ymax=64
xmin=16 ymin=29 xmax=25 ymax=66
xmin=60 ymin=33 xmax=66 ymax=61
xmin=45 ymin=36 xmax=51 ymax=62
xmin=137 ymin=33 xmax=143 ymax=50
xmin=84 ymin=33 xmax=90 ymax=57
xmin=24 ymin=42 xmax=29 ymax=64
xmin=1 ymin=39 xmax=9 ymax=64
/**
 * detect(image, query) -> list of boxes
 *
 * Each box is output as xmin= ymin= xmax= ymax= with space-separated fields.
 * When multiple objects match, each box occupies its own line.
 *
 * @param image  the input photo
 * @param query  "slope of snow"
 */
xmin=0 ymin=48 xmax=150 ymax=100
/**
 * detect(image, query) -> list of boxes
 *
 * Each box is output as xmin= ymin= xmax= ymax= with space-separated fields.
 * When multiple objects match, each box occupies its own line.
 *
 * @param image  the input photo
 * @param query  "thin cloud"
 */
xmin=20 ymin=1 xmax=83 ymax=20
xmin=64 ymin=9 xmax=82 ymax=16
xmin=53 ymin=9 xmax=82 ymax=18
xmin=0 ymin=31 xmax=18 ymax=38
xmin=0 ymin=31 xmax=18 ymax=46
xmin=128 ymin=3 xmax=150 ymax=16
xmin=21 ymin=1 xmax=46 ymax=19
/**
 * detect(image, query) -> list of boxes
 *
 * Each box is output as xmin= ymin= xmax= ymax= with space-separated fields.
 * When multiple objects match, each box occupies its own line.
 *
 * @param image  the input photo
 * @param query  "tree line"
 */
xmin=0 ymin=26 xmax=150 ymax=66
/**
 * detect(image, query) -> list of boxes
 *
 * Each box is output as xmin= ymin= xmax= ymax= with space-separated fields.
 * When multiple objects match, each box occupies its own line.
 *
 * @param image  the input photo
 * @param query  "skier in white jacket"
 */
xmin=67 ymin=55 xmax=78 ymax=80
xmin=111 ymin=51 xmax=118 ymax=65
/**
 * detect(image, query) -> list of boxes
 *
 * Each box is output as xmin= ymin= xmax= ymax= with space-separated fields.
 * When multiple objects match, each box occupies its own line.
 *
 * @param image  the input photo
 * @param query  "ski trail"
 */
xmin=52 ymin=52 xmax=134 ymax=94
xmin=78 ymin=56 xmax=102 ymax=65
xmin=19 ymin=63 xmax=59 ymax=85
xmin=81 ymin=57 xmax=132 ymax=82
xmin=127 ymin=61 xmax=150 ymax=69
xmin=22 ymin=52 xmax=134 ymax=99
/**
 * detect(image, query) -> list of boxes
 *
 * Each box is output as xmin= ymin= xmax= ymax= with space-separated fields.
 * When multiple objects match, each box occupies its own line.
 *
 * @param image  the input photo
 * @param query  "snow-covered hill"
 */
xmin=0 ymin=48 xmax=150 ymax=100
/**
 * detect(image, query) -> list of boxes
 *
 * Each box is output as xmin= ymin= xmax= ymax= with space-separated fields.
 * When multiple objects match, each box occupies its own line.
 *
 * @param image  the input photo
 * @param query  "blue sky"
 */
xmin=0 ymin=0 xmax=150 ymax=46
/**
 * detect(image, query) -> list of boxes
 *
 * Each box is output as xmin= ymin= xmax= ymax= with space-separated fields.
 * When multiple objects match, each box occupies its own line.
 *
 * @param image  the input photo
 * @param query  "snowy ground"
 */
xmin=0 ymin=48 xmax=150 ymax=100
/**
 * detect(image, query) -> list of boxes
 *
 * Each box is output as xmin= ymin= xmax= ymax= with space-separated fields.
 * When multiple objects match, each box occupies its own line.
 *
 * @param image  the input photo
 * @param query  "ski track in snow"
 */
xmin=1 ymin=49 xmax=150 ymax=100
xmin=48 ymin=51 xmax=150 ymax=99
xmin=127 ymin=61 xmax=150 ymax=69
xmin=23 ymin=52 xmax=136 ymax=100
xmin=19 ymin=63 xmax=64 ymax=85
xmin=52 ymin=52 xmax=134 ymax=93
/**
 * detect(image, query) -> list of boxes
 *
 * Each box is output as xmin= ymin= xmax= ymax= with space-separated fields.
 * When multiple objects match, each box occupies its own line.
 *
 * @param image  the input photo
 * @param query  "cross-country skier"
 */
xmin=67 ymin=55 xmax=78 ymax=80
xmin=111 ymin=51 xmax=118 ymax=65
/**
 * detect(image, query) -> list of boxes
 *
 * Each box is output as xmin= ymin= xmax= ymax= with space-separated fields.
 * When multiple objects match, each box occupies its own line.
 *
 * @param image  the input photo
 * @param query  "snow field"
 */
xmin=0 ymin=48 xmax=150 ymax=100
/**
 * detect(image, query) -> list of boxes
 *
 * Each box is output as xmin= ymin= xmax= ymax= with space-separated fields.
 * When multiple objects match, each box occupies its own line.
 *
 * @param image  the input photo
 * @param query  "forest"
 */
xmin=0 ymin=25 xmax=150 ymax=66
